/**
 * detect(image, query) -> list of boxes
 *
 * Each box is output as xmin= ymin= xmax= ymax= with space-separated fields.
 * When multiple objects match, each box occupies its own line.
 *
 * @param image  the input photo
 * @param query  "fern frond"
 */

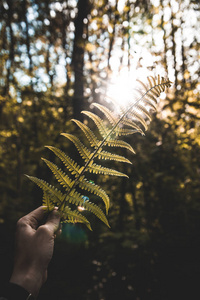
xmin=64 ymin=189 xmax=83 ymax=206
xmin=45 ymin=146 xmax=81 ymax=177
xmin=25 ymin=175 xmax=64 ymax=205
xmin=135 ymin=81 xmax=161 ymax=104
xmin=65 ymin=191 xmax=109 ymax=227
xmin=27 ymin=75 xmax=172 ymax=230
xmin=115 ymin=128 xmax=140 ymax=137
xmin=87 ymin=163 xmax=128 ymax=178
xmin=137 ymin=79 xmax=149 ymax=92
xmin=120 ymin=118 xmax=145 ymax=132
xmin=134 ymin=104 xmax=152 ymax=121
xmin=62 ymin=206 xmax=92 ymax=231
xmin=92 ymin=103 xmax=116 ymax=126
xmin=78 ymin=178 xmax=110 ymax=214
xmin=147 ymin=76 xmax=154 ymax=88
xmin=128 ymin=110 xmax=148 ymax=131
xmin=43 ymin=191 xmax=55 ymax=211
xmin=61 ymin=133 xmax=91 ymax=161
xmin=141 ymin=98 xmax=157 ymax=111
xmin=83 ymin=200 xmax=110 ymax=227
xmin=42 ymin=158 xmax=73 ymax=190
xmin=71 ymin=119 xmax=100 ymax=148
xmin=105 ymin=139 xmax=136 ymax=154
xmin=82 ymin=111 xmax=109 ymax=138
xmin=96 ymin=150 xmax=132 ymax=164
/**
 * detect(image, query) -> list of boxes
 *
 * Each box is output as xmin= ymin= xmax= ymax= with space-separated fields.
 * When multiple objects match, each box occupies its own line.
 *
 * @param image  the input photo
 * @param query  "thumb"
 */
xmin=45 ymin=208 xmax=60 ymax=234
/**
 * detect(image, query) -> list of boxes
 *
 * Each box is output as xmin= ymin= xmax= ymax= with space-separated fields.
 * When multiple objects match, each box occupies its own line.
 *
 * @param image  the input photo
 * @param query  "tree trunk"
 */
xmin=72 ymin=0 xmax=90 ymax=120
xmin=4 ymin=0 xmax=15 ymax=96
xmin=107 ymin=0 xmax=119 ymax=71
xmin=22 ymin=0 xmax=33 ymax=86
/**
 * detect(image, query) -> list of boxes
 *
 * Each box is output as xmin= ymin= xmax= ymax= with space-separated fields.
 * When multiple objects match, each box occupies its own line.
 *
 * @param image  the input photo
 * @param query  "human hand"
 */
xmin=10 ymin=206 xmax=60 ymax=298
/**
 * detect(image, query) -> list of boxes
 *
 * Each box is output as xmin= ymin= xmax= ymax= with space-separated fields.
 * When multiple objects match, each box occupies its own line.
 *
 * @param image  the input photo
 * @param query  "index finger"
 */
xmin=45 ymin=208 xmax=60 ymax=234
xmin=25 ymin=206 xmax=47 ymax=230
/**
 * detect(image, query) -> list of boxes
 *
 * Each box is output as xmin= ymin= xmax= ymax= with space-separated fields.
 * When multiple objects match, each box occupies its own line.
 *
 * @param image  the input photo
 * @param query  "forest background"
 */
xmin=0 ymin=0 xmax=200 ymax=299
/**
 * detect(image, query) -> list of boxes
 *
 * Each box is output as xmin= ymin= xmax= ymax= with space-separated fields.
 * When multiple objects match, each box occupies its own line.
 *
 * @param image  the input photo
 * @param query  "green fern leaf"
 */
xmin=43 ymin=191 xmax=55 ymax=211
xmin=71 ymin=119 xmax=100 ymax=148
xmin=62 ymin=206 xmax=92 ymax=231
xmin=137 ymin=79 xmax=149 ymax=92
xmin=97 ymin=150 xmax=132 ymax=164
xmin=135 ymin=84 xmax=159 ymax=104
xmin=149 ymin=88 xmax=160 ymax=99
xmin=64 ymin=191 xmax=109 ymax=227
xmin=147 ymin=76 xmax=154 ymax=88
xmin=92 ymin=103 xmax=116 ymax=126
xmin=141 ymin=97 xmax=157 ymax=111
xmin=82 ymin=111 xmax=109 ymax=138
xmin=64 ymin=189 xmax=83 ymax=206
xmin=45 ymin=146 xmax=81 ymax=177
xmin=87 ymin=163 xmax=129 ymax=178
xmin=78 ymin=178 xmax=110 ymax=214
xmin=128 ymin=110 xmax=148 ymax=131
xmin=115 ymin=128 xmax=140 ymax=137
xmin=105 ymin=139 xmax=136 ymax=154
xmin=134 ymin=104 xmax=152 ymax=121
xmin=61 ymin=133 xmax=91 ymax=161
xmin=120 ymin=118 xmax=145 ymax=132
xmin=83 ymin=200 xmax=110 ymax=227
xmin=42 ymin=158 xmax=73 ymax=190
xmin=25 ymin=175 xmax=64 ymax=205
xmin=27 ymin=75 xmax=172 ymax=230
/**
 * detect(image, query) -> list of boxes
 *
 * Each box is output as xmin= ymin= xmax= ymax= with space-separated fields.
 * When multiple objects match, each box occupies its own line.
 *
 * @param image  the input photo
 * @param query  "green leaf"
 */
xmin=78 ymin=178 xmax=110 ymax=214
xmin=96 ymin=150 xmax=132 ymax=164
xmin=92 ymin=103 xmax=117 ymax=126
xmin=82 ymin=110 xmax=109 ymax=138
xmin=62 ymin=206 xmax=92 ymax=231
xmin=25 ymin=175 xmax=64 ymax=205
xmin=86 ymin=163 xmax=129 ymax=178
xmin=61 ymin=133 xmax=91 ymax=161
xmin=26 ymin=76 xmax=172 ymax=230
xmin=71 ymin=119 xmax=100 ymax=148
xmin=42 ymin=158 xmax=73 ymax=190
xmin=105 ymin=139 xmax=136 ymax=154
xmin=45 ymin=146 xmax=81 ymax=177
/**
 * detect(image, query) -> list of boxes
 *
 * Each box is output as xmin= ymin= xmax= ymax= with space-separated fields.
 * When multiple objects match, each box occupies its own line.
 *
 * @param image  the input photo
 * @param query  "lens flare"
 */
xmin=106 ymin=66 xmax=154 ymax=112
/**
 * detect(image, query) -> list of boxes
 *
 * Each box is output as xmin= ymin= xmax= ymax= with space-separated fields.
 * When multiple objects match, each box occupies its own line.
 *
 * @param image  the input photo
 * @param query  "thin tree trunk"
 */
xmin=22 ymin=0 xmax=33 ymax=86
xmin=161 ymin=0 xmax=168 ymax=77
xmin=72 ymin=0 xmax=90 ymax=120
xmin=107 ymin=0 xmax=119 ymax=71
xmin=180 ymin=20 xmax=186 ymax=86
xmin=4 ymin=0 xmax=14 ymax=96
xmin=169 ymin=2 xmax=178 ymax=91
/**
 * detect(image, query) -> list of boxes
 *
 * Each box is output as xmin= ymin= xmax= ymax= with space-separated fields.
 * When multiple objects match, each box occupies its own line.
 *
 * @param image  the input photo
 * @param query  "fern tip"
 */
xmin=45 ymin=145 xmax=54 ymax=150
xmin=87 ymin=224 xmax=93 ymax=231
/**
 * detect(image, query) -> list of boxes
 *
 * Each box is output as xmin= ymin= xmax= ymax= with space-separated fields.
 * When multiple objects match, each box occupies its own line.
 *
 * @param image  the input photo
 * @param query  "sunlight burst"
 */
xmin=106 ymin=66 xmax=153 ymax=112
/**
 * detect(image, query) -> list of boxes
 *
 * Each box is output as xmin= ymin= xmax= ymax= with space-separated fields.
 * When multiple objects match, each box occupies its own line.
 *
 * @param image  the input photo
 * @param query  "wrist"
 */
xmin=2 ymin=282 xmax=36 ymax=300
xmin=10 ymin=268 xmax=43 ymax=298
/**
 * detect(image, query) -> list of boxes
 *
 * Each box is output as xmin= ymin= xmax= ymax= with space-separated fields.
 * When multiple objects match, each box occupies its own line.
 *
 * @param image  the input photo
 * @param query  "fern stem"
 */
xmin=58 ymin=79 xmax=171 ymax=213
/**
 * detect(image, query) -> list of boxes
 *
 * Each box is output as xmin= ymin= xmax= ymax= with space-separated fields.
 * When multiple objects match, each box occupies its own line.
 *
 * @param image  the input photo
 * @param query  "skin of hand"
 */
xmin=10 ymin=206 xmax=60 ymax=298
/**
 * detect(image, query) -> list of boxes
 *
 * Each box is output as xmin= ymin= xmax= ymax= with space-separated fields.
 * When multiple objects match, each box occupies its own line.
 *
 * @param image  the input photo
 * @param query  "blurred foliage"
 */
xmin=0 ymin=0 xmax=200 ymax=299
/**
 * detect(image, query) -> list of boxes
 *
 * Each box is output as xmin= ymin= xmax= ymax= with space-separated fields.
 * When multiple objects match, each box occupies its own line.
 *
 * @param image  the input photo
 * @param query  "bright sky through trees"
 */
xmin=1 ymin=0 xmax=199 ymax=103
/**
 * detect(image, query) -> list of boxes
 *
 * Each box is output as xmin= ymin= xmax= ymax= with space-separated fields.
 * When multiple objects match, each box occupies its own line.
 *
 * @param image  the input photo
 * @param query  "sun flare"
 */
xmin=106 ymin=66 xmax=154 ymax=112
